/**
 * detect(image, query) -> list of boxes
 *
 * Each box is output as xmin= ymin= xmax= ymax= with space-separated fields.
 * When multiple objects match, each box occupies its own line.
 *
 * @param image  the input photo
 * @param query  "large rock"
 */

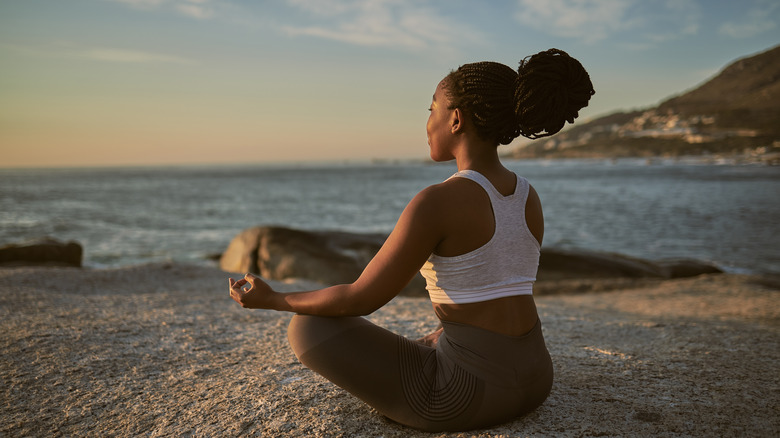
xmin=0 ymin=238 xmax=83 ymax=267
xmin=220 ymin=226 xmax=722 ymax=297
xmin=537 ymin=247 xmax=722 ymax=281
xmin=220 ymin=226 xmax=428 ymax=297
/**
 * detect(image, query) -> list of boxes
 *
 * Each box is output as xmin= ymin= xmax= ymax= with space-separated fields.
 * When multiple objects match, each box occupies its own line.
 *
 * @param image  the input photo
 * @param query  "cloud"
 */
xmin=282 ymin=0 xmax=482 ymax=52
xmin=637 ymin=0 xmax=700 ymax=43
xmin=514 ymin=0 xmax=703 ymax=46
xmin=719 ymin=1 xmax=778 ymax=38
xmin=109 ymin=0 xmax=215 ymax=19
xmin=2 ymin=41 xmax=196 ymax=65
xmin=514 ymin=0 xmax=635 ymax=44
xmin=80 ymin=48 xmax=195 ymax=64
xmin=285 ymin=0 xmax=353 ymax=17
xmin=111 ymin=0 xmax=168 ymax=9
xmin=176 ymin=3 xmax=214 ymax=19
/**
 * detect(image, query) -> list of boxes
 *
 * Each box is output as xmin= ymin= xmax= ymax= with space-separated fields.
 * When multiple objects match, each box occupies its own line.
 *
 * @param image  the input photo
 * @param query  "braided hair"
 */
xmin=444 ymin=48 xmax=595 ymax=144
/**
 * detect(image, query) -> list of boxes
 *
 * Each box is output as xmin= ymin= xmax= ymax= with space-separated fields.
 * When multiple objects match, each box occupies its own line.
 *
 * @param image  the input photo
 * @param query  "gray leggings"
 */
xmin=287 ymin=314 xmax=553 ymax=432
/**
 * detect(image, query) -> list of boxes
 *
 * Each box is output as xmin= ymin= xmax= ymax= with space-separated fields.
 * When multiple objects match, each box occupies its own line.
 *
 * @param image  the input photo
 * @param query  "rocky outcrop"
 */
xmin=220 ymin=226 xmax=722 ymax=296
xmin=537 ymin=248 xmax=722 ymax=281
xmin=220 ymin=226 xmax=428 ymax=296
xmin=0 ymin=238 xmax=83 ymax=267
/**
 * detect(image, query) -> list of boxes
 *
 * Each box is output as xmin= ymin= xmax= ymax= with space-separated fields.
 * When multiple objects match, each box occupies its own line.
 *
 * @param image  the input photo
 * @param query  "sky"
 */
xmin=1 ymin=0 xmax=778 ymax=168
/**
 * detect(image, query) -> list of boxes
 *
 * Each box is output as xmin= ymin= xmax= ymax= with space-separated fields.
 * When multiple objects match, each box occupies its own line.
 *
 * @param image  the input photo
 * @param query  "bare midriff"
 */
xmin=433 ymin=295 xmax=539 ymax=337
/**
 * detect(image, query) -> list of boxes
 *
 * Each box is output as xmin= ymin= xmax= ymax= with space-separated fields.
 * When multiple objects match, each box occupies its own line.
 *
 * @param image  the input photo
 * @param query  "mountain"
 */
xmin=511 ymin=45 xmax=780 ymax=161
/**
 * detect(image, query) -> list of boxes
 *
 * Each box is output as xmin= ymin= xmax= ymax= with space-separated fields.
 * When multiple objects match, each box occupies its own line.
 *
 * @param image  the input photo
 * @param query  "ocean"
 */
xmin=1 ymin=158 xmax=778 ymax=275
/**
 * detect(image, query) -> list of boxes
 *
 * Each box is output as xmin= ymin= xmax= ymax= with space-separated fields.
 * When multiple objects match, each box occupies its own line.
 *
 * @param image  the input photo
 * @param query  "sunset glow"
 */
xmin=1 ymin=0 xmax=778 ymax=167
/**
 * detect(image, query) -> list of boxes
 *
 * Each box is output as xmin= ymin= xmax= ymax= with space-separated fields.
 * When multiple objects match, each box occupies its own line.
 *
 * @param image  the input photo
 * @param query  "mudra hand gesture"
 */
xmin=229 ymin=273 xmax=275 ymax=309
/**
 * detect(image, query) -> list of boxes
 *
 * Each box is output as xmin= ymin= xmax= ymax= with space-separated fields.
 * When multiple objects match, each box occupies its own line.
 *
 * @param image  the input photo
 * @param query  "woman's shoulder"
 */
xmin=419 ymin=176 xmax=486 ymax=203
xmin=407 ymin=177 xmax=491 ymax=225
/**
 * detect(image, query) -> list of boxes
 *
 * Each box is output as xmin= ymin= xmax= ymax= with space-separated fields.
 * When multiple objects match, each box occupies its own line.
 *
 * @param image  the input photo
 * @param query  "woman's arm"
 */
xmin=229 ymin=185 xmax=446 ymax=316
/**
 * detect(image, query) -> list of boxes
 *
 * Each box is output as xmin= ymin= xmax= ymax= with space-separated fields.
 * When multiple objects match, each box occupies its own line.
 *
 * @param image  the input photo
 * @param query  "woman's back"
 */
xmin=423 ymin=167 xmax=544 ymax=337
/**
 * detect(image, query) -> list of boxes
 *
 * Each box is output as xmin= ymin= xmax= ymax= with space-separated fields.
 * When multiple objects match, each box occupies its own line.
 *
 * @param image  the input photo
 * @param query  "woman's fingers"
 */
xmin=229 ymin=276 xmax=256 ymax=294
xmin=230 ymin=278 xmax=247 ymax=287
xmin=243 ymin=273 xmax=258 ymax=291
xmin=229 ymin=274 xmax=262 ymax=307
xmin=229 ymin=278 xmax=249 ymax=295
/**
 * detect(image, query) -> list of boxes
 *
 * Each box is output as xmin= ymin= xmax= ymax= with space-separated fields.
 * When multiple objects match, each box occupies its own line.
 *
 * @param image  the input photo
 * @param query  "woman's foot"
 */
xmin=415 ymin=325 xmax=444 ymax=347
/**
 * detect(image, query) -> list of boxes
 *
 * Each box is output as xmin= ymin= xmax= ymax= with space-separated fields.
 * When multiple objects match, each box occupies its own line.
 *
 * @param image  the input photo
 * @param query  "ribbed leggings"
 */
xmin=287 ymin=315 xmax=553 ymax=432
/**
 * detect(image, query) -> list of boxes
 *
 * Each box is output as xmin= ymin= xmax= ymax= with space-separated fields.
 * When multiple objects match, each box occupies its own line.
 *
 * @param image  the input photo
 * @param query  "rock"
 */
xmin=538 ymin=248 xmax=661 ymax=280
xmin=220 ymin=226 xmax=427 ymax=297
xmin=0 ymin=238 xmax=83 ymax=267
xmin=220 ymin=227 xmax=265 ymax=275
xmin=220 ymin=226 xmax=722 ymax=297
xmin=537 ymin=248 xmax=722 ymax=281
xmin=655 ymin=259 xmax=724 ymax=278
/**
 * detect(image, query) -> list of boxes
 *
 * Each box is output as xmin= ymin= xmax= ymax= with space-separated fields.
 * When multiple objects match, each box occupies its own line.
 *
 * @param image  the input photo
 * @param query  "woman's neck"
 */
xmin=455 ymin=143 xmax=506 ymax=176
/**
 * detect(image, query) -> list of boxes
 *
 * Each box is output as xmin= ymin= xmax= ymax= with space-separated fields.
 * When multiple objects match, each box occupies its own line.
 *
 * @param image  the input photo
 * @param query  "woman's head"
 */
xmin=442 ymin=49 xmax=595 ymax=145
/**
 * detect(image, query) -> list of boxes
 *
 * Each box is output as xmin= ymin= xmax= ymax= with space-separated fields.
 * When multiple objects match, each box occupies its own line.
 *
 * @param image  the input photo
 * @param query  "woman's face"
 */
xmin=426 ymin=80 xmax=456 ymax=162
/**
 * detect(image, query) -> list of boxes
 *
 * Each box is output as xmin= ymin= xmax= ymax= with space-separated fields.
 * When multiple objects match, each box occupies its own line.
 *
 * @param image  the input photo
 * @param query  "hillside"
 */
xmin=511 ymin=45 xmax=780 ymax=162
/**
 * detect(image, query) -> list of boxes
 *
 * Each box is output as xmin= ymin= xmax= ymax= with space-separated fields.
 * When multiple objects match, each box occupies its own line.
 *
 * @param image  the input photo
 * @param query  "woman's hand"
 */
xmin=229 ymin=273 xmax=276 ymax=309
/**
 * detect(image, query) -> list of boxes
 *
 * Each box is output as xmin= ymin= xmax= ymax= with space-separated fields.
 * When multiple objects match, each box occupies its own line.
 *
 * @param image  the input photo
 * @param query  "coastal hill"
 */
xmin=511 ymin=44 xmax=780 ymax=161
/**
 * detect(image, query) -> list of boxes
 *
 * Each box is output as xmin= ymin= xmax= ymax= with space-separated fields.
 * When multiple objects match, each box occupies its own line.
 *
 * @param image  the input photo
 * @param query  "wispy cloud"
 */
xmin=719 ymin=0 xmax=778 ymax=38
xmin=282 ymin=0 xmax=483 ymax=52
xmin=637 ymin=0 xmax=700 ymax=44
xmin=514 ymin=0 xmax=636 ymax=44
xmin=80 ymin=48 xmax=195 ymax=64
xmin=110 ymin=0 xmax=215 ymax=20
xmin=111 ymin=0 xmax=167 ymax=10
xmin=176 ymin=4 xmax=213 ymax=19
xmin=514 ymin=0 xmax=702 ymax=46
xmin=2 ymin=42 xmax=195 ymax=65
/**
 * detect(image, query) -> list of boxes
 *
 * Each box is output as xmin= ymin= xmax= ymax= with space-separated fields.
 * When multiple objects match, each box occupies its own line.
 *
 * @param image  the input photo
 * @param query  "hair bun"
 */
xmin=514 ymin=48 xmax=595 ymax=139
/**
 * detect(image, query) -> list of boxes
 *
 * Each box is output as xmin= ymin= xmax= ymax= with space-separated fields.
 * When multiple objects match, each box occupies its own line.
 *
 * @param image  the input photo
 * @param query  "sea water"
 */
xmin=1 ymin=159 xmax=778 ymax=275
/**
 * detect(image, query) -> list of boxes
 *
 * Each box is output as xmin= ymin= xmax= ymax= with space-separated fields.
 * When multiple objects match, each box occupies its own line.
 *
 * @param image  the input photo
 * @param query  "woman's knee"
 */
xmin=287 ymin=314 xmax=318 ymax=359
xmin=287 ymin=314 xmax=369 ymax=359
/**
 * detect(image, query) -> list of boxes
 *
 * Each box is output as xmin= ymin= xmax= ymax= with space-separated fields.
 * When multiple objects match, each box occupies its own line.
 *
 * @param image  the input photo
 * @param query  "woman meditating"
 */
xmin=229 ymin=48 xmax=594 ymax=432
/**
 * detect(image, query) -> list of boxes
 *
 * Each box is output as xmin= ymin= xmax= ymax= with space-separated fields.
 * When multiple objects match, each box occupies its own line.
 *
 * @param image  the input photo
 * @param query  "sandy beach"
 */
xmin=1 ymin=263 xmax=778 ymax=437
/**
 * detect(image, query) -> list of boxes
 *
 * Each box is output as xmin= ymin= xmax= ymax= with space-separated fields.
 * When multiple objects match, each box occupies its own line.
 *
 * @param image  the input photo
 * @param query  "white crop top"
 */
xmin=419 ymin=170 xmax=541 ymax=304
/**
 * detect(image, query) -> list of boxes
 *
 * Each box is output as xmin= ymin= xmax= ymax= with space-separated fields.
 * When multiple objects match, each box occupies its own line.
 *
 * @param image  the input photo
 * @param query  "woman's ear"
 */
xmin=451 ymin=107 xmax=463 ymax=134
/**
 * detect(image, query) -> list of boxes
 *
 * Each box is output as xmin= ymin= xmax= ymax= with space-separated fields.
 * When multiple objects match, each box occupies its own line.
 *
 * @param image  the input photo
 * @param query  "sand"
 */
xmin=1 ymin=263 xmax=778 ymax=437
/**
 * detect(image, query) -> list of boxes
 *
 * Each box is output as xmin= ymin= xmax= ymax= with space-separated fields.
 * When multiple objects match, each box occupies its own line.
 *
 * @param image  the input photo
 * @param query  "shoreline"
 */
xmin=3 ymin=150 xmax=778 ymax=171
xmin=1 ymin=262 xmax=778 ymax=437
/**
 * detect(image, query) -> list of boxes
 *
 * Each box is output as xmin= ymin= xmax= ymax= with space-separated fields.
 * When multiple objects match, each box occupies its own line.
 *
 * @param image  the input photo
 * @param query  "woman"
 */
xmin=229 ymin=48 xmax=594 ymax=432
